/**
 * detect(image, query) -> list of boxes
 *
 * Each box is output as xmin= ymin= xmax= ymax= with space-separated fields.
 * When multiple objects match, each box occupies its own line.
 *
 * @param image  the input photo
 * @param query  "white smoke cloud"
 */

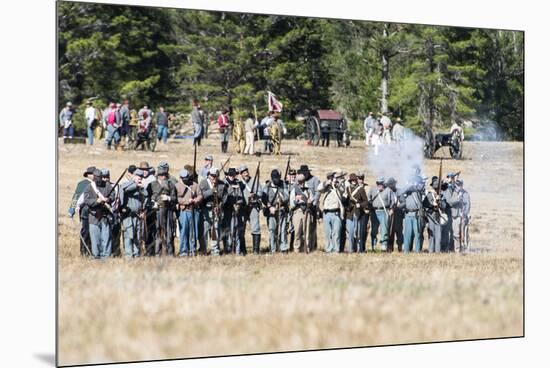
xmin=366 ymin=129 xmax=425 ymax=187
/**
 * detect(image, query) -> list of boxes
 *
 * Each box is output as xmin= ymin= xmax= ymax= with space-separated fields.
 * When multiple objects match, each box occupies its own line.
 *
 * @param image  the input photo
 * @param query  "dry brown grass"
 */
xmin=57 ymin=138 xmax=523 ymax=366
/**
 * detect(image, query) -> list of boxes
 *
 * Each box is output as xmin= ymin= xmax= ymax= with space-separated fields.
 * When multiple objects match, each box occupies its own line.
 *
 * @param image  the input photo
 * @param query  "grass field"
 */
xmin=57 ymin=138 xmax=523 ymax=366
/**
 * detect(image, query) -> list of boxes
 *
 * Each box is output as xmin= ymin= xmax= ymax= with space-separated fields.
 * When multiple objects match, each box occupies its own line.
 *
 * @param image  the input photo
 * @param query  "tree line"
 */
xmin=58 ymin=2 xmax=524 ymax=140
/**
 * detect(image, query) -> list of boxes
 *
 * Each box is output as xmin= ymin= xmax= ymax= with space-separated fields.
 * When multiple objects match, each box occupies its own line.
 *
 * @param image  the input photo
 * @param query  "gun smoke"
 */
xmin=366 ymin=129 xmax=425 ymax=187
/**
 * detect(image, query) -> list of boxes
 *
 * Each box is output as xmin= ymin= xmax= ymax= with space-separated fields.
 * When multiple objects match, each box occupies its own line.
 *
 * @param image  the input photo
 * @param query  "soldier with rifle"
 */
xmin=176 ymin=168 xmax=203 ymax=257
xmin=318 ymin=169 xmax=346 ymax=253
xmin=101 ymin=169 xmax=122 ymax=257
xmin=220 ymin=168 xmax=246 ymax=254
xmin=342 ymin=173 xmax=369 ymax=253
xmin=400 ymin=175 xmax=426 ymax=253
xmin=444 ymin=171 xmax=465 ymax=253
xmin=199 ymin=167 xmax=226 ymax=255
xmin=119 ymin=169 xmax=147 ymax=259
xmin=150 ymin=164 xmax=177 ymax=256
xmin=82 ymin=169 xmax=116 ymax=259
xmin=68 ymin=166 xmax=97 ymax=256
xmin=240 ymin=163 xmax=263 ymax=254
xmin=424 ymin=175 xmax=448 ymax=253
xmin=455 ymin=179 xmax=471 ymax=252
xmin=297 ymin=165 xmax=320 ymax=251
xmin=356 ymin=172 xmax=370 ymax=252
xmin=289 ymin=173 xmax=309 ymax=252
xmin=199 ymin=155 xmax=214 ymax=181
xmin=367 ymin=177 xmax=395 ymax=252
xmin=136 ymin=162 xmax=156 ymax=255
xmin=286 ymin=168 xmax=297 ymax=251
xmin=262 ymin=167 xmax=290 ymax=254
xmin=385 ymin=177 xmax=403 ymax=252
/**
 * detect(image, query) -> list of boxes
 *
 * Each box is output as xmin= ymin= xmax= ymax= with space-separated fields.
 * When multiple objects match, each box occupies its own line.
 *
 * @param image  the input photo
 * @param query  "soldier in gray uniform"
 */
xmin=441 ymin=172 xmax=458 ymax=251
xmin=83 ymin=169 xmax=116 ymax=259
xmin=386 ymin=177 xmax=403 ymax=252
xmin=262 ymin=169 xmax=290 ymax=253
xmin=367 ymin=177 xmax=395 ymax=252
xmin=198 ymin=167 xmax=226 ymax=255
xmin=239 ymin=165 xmax=262 ymax=254
xmin=400 ymin=176 xmax=425 ymax=253
xmin=298 ymin=165 xmax=320 ymax=251
xmin=318 ymin=170 xmax=346 ymax=253
xmin=455 ymin=179 xmax=471 ymax=251
xmin=150 ymin=164 xmax=177 ymax=256
xmin=119 ymin=169 xmax=147 ymax=259
xmin=221 ymin=168 xmax=246 ymax=254
xmin=200 ymin=155 xmax=214 ymax=181
xmin=424 ymin=176 xmax=448 ymax=253
xmin=444 ymin=172 xmax=466 ymax=253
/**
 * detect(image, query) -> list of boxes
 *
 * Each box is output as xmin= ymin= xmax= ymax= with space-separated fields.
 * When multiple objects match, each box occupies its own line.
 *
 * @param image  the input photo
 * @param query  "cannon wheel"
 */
xmin=305 ymin=116 xmax=321 ymax=146
xmin=449 ymin=130 xmax=463 ymax=159
xmin=423 ymin=129 xmax=435 ymax=159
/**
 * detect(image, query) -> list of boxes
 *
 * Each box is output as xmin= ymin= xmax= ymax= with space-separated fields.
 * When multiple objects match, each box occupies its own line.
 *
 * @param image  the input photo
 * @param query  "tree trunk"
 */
xmin=380 ymin=25 xmax=389 ymax=114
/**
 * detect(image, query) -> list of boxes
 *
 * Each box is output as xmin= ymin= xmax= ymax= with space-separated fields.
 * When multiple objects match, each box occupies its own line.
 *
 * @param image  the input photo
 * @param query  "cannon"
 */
xmin=302 ymin=109 xmax=350 ymax=147
xmin=423 ymin=127 xmax=463 ymax=159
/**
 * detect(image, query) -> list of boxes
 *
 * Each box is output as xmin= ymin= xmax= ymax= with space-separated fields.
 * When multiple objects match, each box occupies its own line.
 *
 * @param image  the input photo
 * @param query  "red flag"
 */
xmin=267 ymin=91 xmax=283 ymax=112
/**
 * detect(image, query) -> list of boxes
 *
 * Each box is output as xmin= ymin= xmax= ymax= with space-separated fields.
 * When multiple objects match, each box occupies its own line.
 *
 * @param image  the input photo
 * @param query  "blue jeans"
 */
xmin=268 ymin=213 xmax=288 ymax=252
xmin=122 ymin=216 xmax=140 ymax=258
xmin=63 ymin=125 xmax=74 ymax=138
xmin=345 ymin=214 xmax=364 ymax=252
xmin=323 ymin=211 xmax=341 ymax=253
xmin=89 ymin=217 xmax=112 ymax=259
xmin=87 ymin=126 xmax=94 ymax=145
xmin=403 ymin=213 xmax=422 ymax=253
xmin=179 ymin=210 xmax=200 ymax=256
xmin=372 ymin=209 xmax=389 ymax=251
xmin=105 ymin=125 xmax=120 ymax=147
xmin=157 ymin=125 xmax=168 ymax=143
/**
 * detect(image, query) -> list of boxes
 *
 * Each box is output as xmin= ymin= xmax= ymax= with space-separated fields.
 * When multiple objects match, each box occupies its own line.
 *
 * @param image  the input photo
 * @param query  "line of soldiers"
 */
xmin=67 ymin=158 xmax=471 ymax=259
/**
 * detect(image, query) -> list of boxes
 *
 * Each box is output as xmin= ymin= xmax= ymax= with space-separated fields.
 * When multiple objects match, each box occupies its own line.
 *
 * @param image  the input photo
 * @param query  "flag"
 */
xmin=267 ymin=91 xmax=283 ymax=112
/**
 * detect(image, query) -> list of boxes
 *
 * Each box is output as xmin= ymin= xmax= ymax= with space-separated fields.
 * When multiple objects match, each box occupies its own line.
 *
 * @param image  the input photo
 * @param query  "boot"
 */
xmin=253 ymin=234 xmax=261 ymax=254
xmin=221 ymin=142 xmax=225 ymax=153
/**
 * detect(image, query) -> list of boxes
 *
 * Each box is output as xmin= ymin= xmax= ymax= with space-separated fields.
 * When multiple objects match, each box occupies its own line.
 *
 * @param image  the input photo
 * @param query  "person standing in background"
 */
xmin=217 ymin=108 xmax=230 ymax=153
xmin=59 ymin=101 xmax=74 ymax=139
xmin=84 ymin=101 xmax=96 ymax=145
xmin=156 ymin=106 xmax=169 ymax=145
xmin=243 ymin=112 xmax=256 ymax=155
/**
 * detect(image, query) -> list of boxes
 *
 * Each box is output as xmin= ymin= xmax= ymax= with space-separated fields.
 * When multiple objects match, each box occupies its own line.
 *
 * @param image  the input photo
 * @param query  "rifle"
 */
xmin=435 ymin=158 xmax=443 ymax=223
xmin=106 ymin=168 xmax=127 ymax=198
xmin=71 ymin=216 xmax=93 ymax=256
xmin=192 ymin=140 xmax=198 ymax=183
xmin=210 ymin=181 xmax=222 ymax=242
xmin=139 ymin=186 xmax=148 ymax=255
xmin=220 ymin=155 xmax=232 ymax=177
